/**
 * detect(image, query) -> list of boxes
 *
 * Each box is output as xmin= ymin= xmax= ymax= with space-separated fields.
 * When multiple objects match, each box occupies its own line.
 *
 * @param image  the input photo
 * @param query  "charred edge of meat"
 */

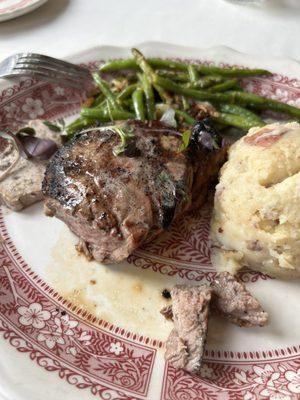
xmin=156 ymin=171 xmax=188 ymax=229
xmin=122 ymin=137 xmax=141 ymax=157
xmin=42 ymin=129 xmax=114 ymax=205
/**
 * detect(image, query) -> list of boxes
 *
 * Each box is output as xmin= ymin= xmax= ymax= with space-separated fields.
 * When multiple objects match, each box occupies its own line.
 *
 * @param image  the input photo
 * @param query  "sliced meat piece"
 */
xmin=161 ymin=273 xmax=268 ymax=326
xmin=164 ymin=285 xmax=212 ymax=373
xmin=165 ymin=329 xmax=188 ymax=370
xmin=43 ymin=120 xmax=224 ymax=264
xmin=0 ymin=120 xmax=61 ymax=211
xmin=211 ymin=272 xmax=268 ymax=327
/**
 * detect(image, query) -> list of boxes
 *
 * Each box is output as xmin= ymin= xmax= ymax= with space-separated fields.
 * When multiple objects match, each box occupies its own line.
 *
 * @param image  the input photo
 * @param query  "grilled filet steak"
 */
xmin=43 ymin=120 xmax=224 ymax=263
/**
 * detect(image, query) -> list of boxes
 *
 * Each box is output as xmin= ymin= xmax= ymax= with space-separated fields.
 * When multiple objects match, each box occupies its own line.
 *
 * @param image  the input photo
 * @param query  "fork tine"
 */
xmin=15 ymin=61 xmax=88 ymax=83
xmin=17 ymin=53 xmax=91 ymax=77
xmin=6 ymin=68 xmax=83 ymax=89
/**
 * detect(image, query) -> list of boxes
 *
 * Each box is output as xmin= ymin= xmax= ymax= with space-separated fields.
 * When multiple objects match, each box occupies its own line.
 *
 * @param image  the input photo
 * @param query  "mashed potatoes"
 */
xmin=210 ymin=122 xmax=300 ymax=279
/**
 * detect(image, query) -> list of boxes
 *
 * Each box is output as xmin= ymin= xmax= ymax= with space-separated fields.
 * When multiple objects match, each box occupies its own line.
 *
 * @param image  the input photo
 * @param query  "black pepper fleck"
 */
xmin=162 ymin=289 xmax=171 ymax=299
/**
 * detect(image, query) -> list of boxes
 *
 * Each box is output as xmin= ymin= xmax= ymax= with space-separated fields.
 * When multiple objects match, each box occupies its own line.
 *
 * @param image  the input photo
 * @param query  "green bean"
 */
xmin=117 ymin=83 xmax=138 ymax=101
xmin=188 ymin=75 xmax=223 ymax=89
xmin=92 ymin=72 xmax=121 ymax=110
xmin=92 ymin=94 xmax=104 ymax=107
xmin=154 ymin=75 xmax=227 ymax=101
xmin=100 ymin=58 xmax=187 ymax=72
xmin=158 ymin=70 xmax=190 ymax=82
xmin=182 ymin=96 xmax=189 ymax=110
xmin=65 ymin=117 xmax=96 ymax=136
xmin=156 ymin=85 xmax=173 ymax=103
xmin=138 ymin=73 xmax=155 ymax=120
xmin=139 ymin=58 xmax=189 ymax=71
xmin=213 ymin=113 xmax=258 ymax=131
xmin=219 ymin=104 xmax=265 ymax=126
xmin=106 ymin=100 xmax=114 ymax=121
xmin=175 ymin=110 xmax=196 ymax=125
xmin=154 ymin=76 xmax=300 ymax=119
xmin=132 ymin=48 xmax=170 ymax=103
xmin=231 ymin=86 xmax=244 ymax=92
xmin=132 ymin=88 xmax=146 ymax=121
xmin=81 ymin=107 xmax=134 ymax=120
xmin=121 ymin=99 xmax=135 ymax=111
xmin=93 ymin=99 xmax=106 ymax=109
xmin=99 ymin=58 xmax=137 ymax=72
xmin=226 ymin=91 xmax=300 ymax=119
xmin=187 ymin=64 xmax=199 ymax=83
xmin=209 ymin=79 xmax=238 ymax=93
xmin=132 ymin=48 xmax=156 ymax=80
xmin=100 ymin=57 xmax=271 ymax=77
xmin=197 ymin=65 xmax=271 ymax=77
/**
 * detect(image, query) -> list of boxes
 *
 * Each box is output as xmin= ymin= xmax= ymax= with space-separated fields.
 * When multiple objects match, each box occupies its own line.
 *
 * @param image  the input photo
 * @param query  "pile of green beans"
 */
xmin=65 ymin=48 xmax=300 ymax=136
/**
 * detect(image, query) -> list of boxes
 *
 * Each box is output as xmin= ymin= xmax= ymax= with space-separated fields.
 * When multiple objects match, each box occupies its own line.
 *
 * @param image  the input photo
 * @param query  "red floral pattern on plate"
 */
xmin=162 ymin=360 xmax=300 ymax=400
xmin=0 ymin=245 xmax=155 ymax=398
xmin=0 ymin=57 xmax=299 ymax=399
xmin=129 ymin=199 xmax=272 ymax=283
xmin=0 ymin=79 xmax=87 ymax=130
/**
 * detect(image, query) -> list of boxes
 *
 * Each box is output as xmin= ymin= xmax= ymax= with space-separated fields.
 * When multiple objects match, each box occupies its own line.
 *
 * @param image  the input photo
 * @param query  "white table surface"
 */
xmin=0 ymin=0 xmax=299 ymax=61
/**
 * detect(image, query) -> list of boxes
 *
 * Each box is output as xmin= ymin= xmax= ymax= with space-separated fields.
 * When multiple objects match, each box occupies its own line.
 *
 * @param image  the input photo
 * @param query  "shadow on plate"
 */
xmin=267 ymin=0 xmax=300 ymax=12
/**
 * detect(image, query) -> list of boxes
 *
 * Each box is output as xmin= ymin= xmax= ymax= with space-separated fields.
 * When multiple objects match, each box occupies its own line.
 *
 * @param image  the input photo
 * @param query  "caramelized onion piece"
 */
xmin=0 ymin=129 xmax=58 ymax=161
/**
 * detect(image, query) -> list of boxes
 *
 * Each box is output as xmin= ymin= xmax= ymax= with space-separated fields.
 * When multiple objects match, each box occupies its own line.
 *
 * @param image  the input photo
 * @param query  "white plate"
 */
xmin=0 ymin=43 xmax=300 ymax=400
xmin=0 ymin=0 xmax=48 ymax=22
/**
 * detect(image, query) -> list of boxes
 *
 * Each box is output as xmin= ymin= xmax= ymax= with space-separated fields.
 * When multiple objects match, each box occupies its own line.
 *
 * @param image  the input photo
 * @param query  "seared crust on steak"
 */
xmin=43 ymin=121 xmax=195 ymax=263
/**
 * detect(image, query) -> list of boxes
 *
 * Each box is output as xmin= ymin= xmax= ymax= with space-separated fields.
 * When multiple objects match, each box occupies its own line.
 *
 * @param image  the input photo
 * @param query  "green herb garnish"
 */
xmin=179 ymin=129 xmax=192 ymax=152
xmin=16 ymin=127 xmax=36 ymax=136
xmin=79 ymin=124 xmax=135 ymax=157
xmin=43 ymin=120 xmax=65 ymax=132
xmin=112 ymin=126 xmax=135 ymax=156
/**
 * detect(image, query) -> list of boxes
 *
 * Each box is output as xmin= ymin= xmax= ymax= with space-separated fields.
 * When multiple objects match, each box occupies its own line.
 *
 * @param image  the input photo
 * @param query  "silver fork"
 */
xmin=0 ymin=53 xmax=92 ymax=88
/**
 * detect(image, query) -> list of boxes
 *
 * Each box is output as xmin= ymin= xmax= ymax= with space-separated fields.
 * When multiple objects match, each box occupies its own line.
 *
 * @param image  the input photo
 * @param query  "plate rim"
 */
xmin=0 ymin=41 xmax=300 ymax=400
xmin=0 ymin=0 xmax=48 ymax=23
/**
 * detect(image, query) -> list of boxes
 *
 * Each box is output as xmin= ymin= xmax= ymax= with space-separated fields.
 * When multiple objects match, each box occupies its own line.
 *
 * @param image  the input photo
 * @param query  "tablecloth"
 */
xmin=0 ymin=0 xmax=299 ymax=61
